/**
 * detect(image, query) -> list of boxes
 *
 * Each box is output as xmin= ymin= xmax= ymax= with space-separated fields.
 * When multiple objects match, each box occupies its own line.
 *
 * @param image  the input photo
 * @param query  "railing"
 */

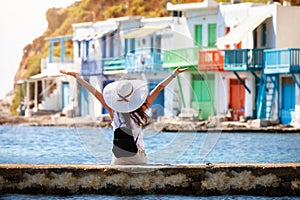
xmin=38 ymin=79 xmax=57 ymax=101
xmin=49 ymin=56 xmax=73 ymax=63
xmin=224 ymin=49 xmax=264 ymax=71
xmin=198 ymin=49 xmax=224 ymax=71
xmin=126 ymin=52 xmax=163 ymax=73
xmin=81 ymin=59 xmax=103 ymax=75
xmin=41 ymin=57 xmax=75 ymax=76
xmin=81 ymin=57 xmax=126 ymax=75
xmin=103 ymin=57 xmax=126 ymax=71
xmin=264 ymin=48 xmax=300 ymax=74
xmin=163 ymin=47 xmax=200 ymax=69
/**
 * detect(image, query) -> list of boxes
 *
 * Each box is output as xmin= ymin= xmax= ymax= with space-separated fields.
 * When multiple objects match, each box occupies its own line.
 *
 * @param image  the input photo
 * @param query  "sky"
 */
xmin=0 ymin=0 xmax=77 ymax=99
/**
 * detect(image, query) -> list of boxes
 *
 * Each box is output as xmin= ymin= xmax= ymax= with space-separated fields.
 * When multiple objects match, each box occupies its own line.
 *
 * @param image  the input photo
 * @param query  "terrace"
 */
xmin=163 ymin=47 xmax=200 ymax=69
xmin=264 ymin=48 xmax=300 ymax=74
xmin=198 ymin=49 xmax=224 ymax=71
xmin=224 ymin=49 xmax=264 ymax=71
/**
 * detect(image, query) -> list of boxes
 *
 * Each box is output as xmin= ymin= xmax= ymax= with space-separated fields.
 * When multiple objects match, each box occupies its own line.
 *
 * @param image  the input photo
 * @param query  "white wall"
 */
xmin=217 ymin=3 xmax=278 ymax=49
xmin=164 ymin=72 xmax=192 ymax=117
xmin=164 ymin=80 xmax=181 ymax=117
xmin=216 ymin=71 xmax=255 ymax=118
xmin=186 ymin=9 xmax=218 ymax=47
xmin=89 ymin=76 xmax=103 ymax=119
xmin=162 ymin=18 xmax=194 ymax=50
xmin=218 ymin=3 xmax=254 ymax=37
xmin=215 ymin=72 xmax=229 ymax=115
xmin=276 ymin=5 xmax=300 ymax=48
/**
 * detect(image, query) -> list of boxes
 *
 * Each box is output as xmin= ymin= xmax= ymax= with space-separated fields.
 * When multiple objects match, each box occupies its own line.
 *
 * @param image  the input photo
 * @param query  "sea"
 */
xmin=0 ymin=125 xmax=299 ymax=200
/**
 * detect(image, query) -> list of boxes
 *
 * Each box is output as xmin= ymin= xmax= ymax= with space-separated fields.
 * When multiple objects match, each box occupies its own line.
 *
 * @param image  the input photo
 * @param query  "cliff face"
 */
xmin=12 ymin=0 xmax=176 ymax=87
xmin=13 ymin=7 xmax=71 ymax=86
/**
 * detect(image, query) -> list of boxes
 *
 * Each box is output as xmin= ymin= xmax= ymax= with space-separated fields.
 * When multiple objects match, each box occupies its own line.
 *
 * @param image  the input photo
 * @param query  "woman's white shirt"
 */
xmin=112 ymin=112 xmax=145 ymax=150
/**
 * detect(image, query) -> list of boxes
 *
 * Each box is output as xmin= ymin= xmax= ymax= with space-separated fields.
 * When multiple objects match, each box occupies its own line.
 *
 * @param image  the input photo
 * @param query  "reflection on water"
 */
xmin=0 ymin=125 xmax=300 ymax=164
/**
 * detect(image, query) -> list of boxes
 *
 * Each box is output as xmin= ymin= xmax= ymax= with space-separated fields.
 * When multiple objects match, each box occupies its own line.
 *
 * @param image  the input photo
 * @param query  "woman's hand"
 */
xmin=173 ymin=66 xmax=188 ymax=77
xmin=59 ymin=70 xmax=78 ymax=77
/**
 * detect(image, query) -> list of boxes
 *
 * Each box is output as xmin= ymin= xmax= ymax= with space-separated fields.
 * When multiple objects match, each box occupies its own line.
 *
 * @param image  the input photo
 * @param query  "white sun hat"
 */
xmin=103 ymin=80 xmax=148 ymax=113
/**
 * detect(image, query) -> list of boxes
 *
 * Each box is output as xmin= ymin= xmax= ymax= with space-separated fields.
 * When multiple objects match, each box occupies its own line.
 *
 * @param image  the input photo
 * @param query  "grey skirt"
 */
xmin=111 ymin=150 xmax=147 ymax=165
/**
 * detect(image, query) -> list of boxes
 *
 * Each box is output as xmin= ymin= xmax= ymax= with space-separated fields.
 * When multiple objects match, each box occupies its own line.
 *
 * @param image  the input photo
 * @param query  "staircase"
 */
xmin=256 ymin=74 xmax=278 ymax=119
xmin=38 ymin=88 xmax=61 ymax=111
xmin=38 ymin=85 xmax=62 ymax=111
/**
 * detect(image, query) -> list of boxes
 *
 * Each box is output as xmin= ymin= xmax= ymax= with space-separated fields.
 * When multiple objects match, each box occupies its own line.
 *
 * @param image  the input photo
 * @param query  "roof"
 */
xmin=217 ymin=12 xmax=272 ymax=47
xmin=166 ymin=0 xmax=219 ymax=11
xmin=123 ymin=25 xmax=169 ymax=39
xmin=73 ymin=27 xmax=117 ymax=41
xmin=29 ymin=74 xmax=59 ymax=81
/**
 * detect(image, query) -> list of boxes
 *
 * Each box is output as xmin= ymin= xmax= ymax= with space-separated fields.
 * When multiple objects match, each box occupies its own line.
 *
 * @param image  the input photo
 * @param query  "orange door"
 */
xmin=229 ymin=79 xmax=245 ymax=121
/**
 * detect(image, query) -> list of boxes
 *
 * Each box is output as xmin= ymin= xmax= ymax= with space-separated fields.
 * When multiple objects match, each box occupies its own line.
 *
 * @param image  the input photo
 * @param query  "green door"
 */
xmin=208 ymin=24 xmax=217 ymax=48
xmin=195 ymin=25 xmax=202 ymax=47
xmin=192 ymin=74 xmax=215 ymax=120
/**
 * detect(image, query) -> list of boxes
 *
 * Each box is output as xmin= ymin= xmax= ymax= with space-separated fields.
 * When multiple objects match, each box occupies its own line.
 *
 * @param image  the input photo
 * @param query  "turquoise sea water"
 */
xmin=0 ymin=125 xmax=300 ymax=199
xmin=0 ymin=125 xmax=299 ymax=164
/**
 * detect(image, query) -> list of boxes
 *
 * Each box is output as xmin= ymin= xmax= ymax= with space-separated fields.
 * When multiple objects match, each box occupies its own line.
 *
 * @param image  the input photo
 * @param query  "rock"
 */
xmin=249 ymin=119 xmax=280 ymax=128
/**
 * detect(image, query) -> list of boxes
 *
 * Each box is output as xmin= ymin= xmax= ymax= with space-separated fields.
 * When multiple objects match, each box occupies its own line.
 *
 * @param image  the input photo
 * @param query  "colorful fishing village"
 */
xmin=8 ymin=0 xmax=300 ymax=132
xmin=1 ymin=0 xmax=300 ymax=198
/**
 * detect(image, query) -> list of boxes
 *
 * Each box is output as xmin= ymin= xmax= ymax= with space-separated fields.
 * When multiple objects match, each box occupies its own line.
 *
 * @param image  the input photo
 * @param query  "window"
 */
xmin=109 ymin=32 xmax=114 ymax=57
xmin=85 ymin=41 xmax=89 ymax=58
xmin=208 ymin=24 xmax=217 ymax=48
xmin=78 ymin=42 xmax=81 ymax=57
xmin=254 ymin=28 xmax=258 ymax=48
xmin=195 ymin=25 xmax=202 ymax=47
xmin=261 ymin=23 xmax=267 ymax=46
xmin=125 ymin=38 xmax=135 ymax=54
xmin=225 ymin=27 xmax=230 ymax=49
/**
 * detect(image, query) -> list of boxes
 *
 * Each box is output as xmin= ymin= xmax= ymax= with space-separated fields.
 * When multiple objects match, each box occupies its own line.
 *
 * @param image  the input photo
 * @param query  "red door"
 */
xmin=229 ymin=79 xmax=245 ymax=121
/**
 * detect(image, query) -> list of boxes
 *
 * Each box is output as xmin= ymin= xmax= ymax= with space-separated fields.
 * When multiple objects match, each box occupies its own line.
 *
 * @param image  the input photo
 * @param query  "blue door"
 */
xmin=149 ymin=82 xmax=164 ymax=120
xmin=62 ymin=82 xmax=70 ymax=108
xmin=102 ymin=80 xmax=113 ymax=114
xmin=80 ymin=85 xmax=89 ymax=116
xmin=281 ymin=77 xmax=295 ymax=124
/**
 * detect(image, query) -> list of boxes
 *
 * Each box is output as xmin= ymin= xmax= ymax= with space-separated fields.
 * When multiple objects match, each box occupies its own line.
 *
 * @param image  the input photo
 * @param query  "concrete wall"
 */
xmin=0 ymin=163 xmax=299 ymax=196
xmin=276 ymin=5 xmax=300 ymax=48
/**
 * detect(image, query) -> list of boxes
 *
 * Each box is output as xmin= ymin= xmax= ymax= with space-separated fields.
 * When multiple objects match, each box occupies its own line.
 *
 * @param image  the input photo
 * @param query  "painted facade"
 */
xmin=21 ymin=0 xmax=300 ymax=124
xmin=166 ymin=0 xmax=219 ymax=120
xmin=70 ymin=17 xmax=178 ymax=120
xmin=217 ymin=2 xmax=300 ymax=123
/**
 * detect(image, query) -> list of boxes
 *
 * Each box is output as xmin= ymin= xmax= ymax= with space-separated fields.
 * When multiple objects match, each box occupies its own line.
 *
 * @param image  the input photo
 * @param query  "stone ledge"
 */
xmin=0 ymin=163 xmax=299 ymax=196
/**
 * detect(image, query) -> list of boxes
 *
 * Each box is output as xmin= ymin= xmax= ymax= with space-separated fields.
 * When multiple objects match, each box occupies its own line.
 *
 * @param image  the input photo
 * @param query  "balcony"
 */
xmin=103 ymin=57 xmax=125 ymax=71
xmin=163 ymin=47 xmax=200 ymax=69
xmin=224 ymin=49 xmax=264 ymax=71
xmin=81 ymin=59 xmax=103 ymax=76
xmin=126 ymin=52 xmax=163 ymax=73
xmin=198 ymin=49 xmax=224 ymax=71
xmin=80 ymin=57 xmax=126 ymax=75
xmin=41 ymin=57 xmax=74 ymax=76
xmin=264 ymin=48 xmax=300 ymax=74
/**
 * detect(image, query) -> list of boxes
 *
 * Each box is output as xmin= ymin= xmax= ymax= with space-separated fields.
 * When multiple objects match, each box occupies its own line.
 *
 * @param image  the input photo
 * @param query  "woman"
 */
xmin=60 ymin=66 xmax=188 ymax=165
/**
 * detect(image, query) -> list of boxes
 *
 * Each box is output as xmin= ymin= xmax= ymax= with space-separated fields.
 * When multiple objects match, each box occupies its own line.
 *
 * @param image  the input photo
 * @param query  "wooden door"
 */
xmin=281 ymin=77 xmax=295 ymax=124
xmin=229 ymin=79 xmax=245 ymax=121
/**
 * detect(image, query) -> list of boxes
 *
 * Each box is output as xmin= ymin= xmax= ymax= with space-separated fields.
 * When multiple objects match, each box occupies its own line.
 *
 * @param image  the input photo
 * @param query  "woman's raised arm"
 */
xmin=60 ymin=70 xmax=113 ymax=119
xmin=145 ymin=66 xmax=188 ymax=108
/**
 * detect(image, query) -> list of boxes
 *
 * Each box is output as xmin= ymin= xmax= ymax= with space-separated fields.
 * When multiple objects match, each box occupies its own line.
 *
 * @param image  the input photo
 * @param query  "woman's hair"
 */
xmin=130 ymin=102 xmax=149 ymax=126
